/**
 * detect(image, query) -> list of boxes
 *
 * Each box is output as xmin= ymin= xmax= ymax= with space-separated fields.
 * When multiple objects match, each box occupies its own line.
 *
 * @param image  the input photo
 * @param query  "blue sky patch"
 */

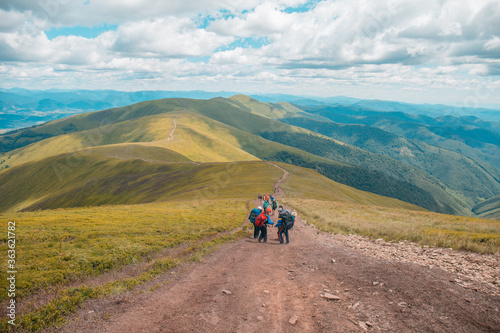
xmin=45 ymin=24 xmax=118 ymax=40
xmin=187 ymin=56 xmax=211 ymax=63
xmin=284 ymin=0 xmax=320 ymax=13
xmin=216 ymin=37 xmax=270 ymax=52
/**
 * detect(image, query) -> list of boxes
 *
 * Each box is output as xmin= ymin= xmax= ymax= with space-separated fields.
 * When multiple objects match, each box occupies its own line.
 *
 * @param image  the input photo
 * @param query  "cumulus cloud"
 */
xmin=0 ymin=0 xmax=310 ymax=27
xmin=112 ymin=17 xmax=233 ymax=58
xmin=0 ymin=0 xmax=498 ymax=106
xmin=0 ymin=9 xmax=25 ymax=32
xmin=209 ymin=2 xmax=296 ymax=37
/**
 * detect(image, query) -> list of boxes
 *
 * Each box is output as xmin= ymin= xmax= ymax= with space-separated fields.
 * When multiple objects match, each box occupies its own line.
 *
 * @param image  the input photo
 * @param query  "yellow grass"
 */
xmin=1 ymin=112 xmax=259 ymax=172
xmin=0 ymin=199 xmax=247 ymax=300
xmin=285 ymin=198 xmax=500 ymax=254
xmin=154 ymin=112 xmax=259 ymax=162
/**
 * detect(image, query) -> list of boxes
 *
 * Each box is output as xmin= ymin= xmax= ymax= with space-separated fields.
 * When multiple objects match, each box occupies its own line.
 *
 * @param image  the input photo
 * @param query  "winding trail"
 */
xmin=266 ymin=162 xmax=289 ymax=200
xmin=50 ymin=165 xmax=500 ymax=333
xmin=167 ymin=99 xmax=190 ymax=142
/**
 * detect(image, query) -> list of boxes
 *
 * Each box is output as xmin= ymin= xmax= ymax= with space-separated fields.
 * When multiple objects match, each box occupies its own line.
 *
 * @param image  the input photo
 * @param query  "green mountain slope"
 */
xmin=0 ymin=148 xmax=277 ymax=213
xmin=0 ymin=111 xmax=260 ymax=169
xmin=279 ymin=118 xmax=500 ymax=206
xmin=294 ymin=105 xmax=500 ymax=172
xmin=0 ymin=145 xmax=426 ymax=214
xmin=473 ymin=195 xmax=500 ymax=220
xmin=223 ymin=97 xmax=499 ymax=214
xmin=0 ymin=95 xmax=484 ymax=215
xmin=0 ymin=98 xmax=188 ymax=153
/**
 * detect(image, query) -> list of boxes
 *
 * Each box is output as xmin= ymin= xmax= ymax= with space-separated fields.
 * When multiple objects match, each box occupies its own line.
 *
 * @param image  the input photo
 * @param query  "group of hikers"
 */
xmin=249 ymin=194 xmax=297 ymax=244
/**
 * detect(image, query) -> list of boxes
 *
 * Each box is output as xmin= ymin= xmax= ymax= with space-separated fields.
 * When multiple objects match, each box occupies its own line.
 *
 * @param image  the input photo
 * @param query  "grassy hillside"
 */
xmin=0 ymin=98 xmax=447 ymax=213
xmin=0 ymin=150 xmax=282 ymax=213
xmin=277 ymin=163 xmax=426 ymax=211
xmin=0 ymin=159 xmax=432 ymax=300
xmin=0 ymin=155 xmax=431 ymax=296
xmin=473 ymin=195 xmax=500 ymax=220
xmin=224 ymin=97 xmax=499 ymax=213
xmin=281 ymin=116 xmax=500 ymax=202
xmin=1 ymin=95 xmax=492 ymax=215
xmin=2 ymin=152 xmax=498 ymax=331
xmin=0 ymin=200 xmax=248 ymax=299
xmin=287 ymin=198 xmax=500 ymax=254
xmin=0 ymin=199 xmax=250 ymax=331
xmin=0 ymin=111 xmax=259 ymax=169
xmin=169 ymin=97 xmax=471 ymax=214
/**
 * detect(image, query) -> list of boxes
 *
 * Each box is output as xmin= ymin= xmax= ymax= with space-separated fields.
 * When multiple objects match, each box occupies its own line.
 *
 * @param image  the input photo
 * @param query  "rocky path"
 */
xmin=49 ymin=167 xmax=500 ymax=333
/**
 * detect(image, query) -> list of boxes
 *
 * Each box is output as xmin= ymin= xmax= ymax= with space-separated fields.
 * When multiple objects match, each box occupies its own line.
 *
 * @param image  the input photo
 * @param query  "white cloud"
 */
xmin=112 ymin=17 xmax=233 ymax=58
xmin=209 ymin=2 xmax=296 ymax=37
xmin=0 ymin=0 xmax=310 ymax=28
xmin=0 ymin=9 xmax=25 ymax=32
xmin=0 ymin=0 xmax=498 ymax=106
xmin=484 ymin=37 xmax=500 ymax=51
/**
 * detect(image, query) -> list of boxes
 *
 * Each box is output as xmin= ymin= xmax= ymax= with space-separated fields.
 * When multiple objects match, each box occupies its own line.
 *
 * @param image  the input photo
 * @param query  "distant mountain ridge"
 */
xmin=1 ymin=88 xmax=499 ymax=131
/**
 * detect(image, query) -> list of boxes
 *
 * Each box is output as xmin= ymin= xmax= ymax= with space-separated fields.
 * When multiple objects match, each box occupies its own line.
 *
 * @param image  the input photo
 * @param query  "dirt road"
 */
xmin=51 ymin=170 xmax=500 ymax=332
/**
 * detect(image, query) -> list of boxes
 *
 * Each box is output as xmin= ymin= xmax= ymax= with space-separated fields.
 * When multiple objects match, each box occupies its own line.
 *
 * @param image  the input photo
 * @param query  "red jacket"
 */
xmin=255 ymin=212 xmax=270 ymax=227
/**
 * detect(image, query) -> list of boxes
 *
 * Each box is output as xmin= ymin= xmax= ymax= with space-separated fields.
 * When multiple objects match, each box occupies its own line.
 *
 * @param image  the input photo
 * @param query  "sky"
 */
xmin=0 ymin=0 xmax=499 ymax=108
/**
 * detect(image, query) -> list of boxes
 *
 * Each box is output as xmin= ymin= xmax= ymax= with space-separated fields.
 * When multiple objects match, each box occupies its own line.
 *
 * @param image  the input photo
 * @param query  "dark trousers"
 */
xmin=253 ymin=223 xmax=260 ymax=239
xmin=278 ymin=226 xmax=289 ymax=244
xmin=258 ymin=225 xmax=267 ymax=242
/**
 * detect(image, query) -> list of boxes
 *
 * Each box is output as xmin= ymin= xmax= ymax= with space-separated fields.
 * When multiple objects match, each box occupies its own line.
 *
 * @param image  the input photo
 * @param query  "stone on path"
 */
xmin=322 ymin=292 xmax=341 ymax=301
xmin=289 ymin=315 xmax=299 ymax=325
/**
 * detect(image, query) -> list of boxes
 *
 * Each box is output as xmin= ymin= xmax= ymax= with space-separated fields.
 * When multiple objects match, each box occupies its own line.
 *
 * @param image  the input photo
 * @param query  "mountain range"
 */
xmin=1 ymin=94 xmax=499 ymax=219
xmin=1 ymin=88 xmax=499 ymax=132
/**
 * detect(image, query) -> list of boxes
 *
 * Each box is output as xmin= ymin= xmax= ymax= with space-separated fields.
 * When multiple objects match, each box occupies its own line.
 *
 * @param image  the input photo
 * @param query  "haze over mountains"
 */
xmin=1 ymin=93 xmax=499 ymax=219
xmin=1 ymin=88 xmax=500 ymax=131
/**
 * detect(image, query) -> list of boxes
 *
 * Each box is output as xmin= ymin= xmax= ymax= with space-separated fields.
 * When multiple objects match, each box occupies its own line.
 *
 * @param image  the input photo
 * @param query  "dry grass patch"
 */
xmin=285 ymin=198 xmax=500 ymax=254
xmin=0 ymin=199 xmax=246 ymax=300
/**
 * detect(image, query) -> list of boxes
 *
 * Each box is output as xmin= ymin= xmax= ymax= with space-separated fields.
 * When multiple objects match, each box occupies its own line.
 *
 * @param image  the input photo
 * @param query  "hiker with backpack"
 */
xmin=255 ymin=207 xmax=274 ymax=243
xmin=248 ymin=206 xmax=263 ymax=239
xmin=271 ymin=199 xmax=278 ymax=215
xmin=275 ymin=205 xmax=284 ymax=240
xmin=263 ymin=197 xmax=270 ymax=211
xmin=276 ymin=208 xmax=296 ymax=244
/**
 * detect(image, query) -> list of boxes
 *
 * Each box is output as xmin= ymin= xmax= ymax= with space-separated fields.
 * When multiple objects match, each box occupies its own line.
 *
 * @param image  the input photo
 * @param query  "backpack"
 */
xmin=249 ymin=208 xmax=260 ymax=223
xmin=272 ymin=201 xmax=278 ymax=210
xmin=279 ymin=210 xmax=294 ymax=230
xmin=255 ymin=213 xmax=267 ymax=227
